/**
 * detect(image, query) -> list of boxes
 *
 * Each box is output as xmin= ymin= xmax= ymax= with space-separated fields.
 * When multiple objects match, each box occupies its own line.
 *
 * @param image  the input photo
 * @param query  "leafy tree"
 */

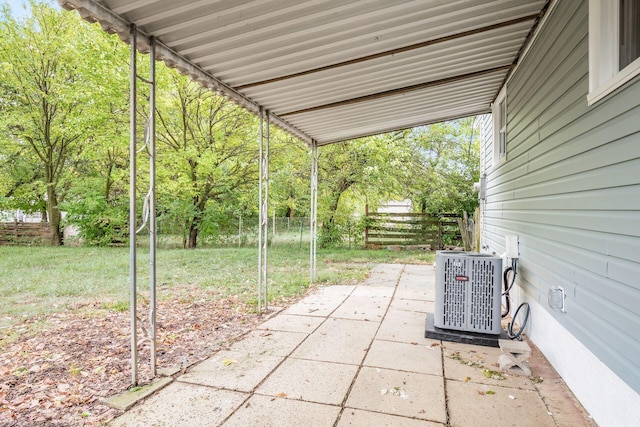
xmin=61 ymin=84 xmax=130 ymax=245
xmin=0 ymin=2 xmax=127 ymax=244
xmin=156 ymin=69 xmax=258 ymax=248
xmin=268 ymin=132 xmax=311 ymax=219
xmin=0 ymin=135 xmax=47 ymax=218
xmin=316 ymin=132 xmax=413 ymax=247
xmin=311 ymin=119 xmax=479 ymax=248
xmin=407 ymin=118 xmax=480 ymax=214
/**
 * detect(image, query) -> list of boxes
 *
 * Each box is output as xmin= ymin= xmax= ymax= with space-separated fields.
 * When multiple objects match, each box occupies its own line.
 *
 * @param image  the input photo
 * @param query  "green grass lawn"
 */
xmin=0 ymin=245 xmax=434 ymax=330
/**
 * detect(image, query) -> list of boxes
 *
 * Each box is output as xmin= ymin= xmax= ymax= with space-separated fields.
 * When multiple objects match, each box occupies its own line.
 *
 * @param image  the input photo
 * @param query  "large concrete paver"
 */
xmin=227 ymin=329 xmax=307 ymax=357
xmin=395 ymin=264 xmax=435 ymax=300
xmin=442 ymin=341 xmax=535 ymax=390
xmin=363 ymin=264 xmax=405 ymax=286
xmin=390 ymin=297 xmax=433 ymax=313
xmin=337 ymin=408 xmax=444 ymax=426
xmin=446 ymin=379 xmax=556 ymax=427
xmin=223 ymin=394 xmax=340 ymax=427
xmin=257 ymin=358 xmax=358 ymax=405
xmin=110 ymin=382 xmax=247 ymax=427
xmin=394 ymin=285 xmax=434 ymax=301
xmin=330 ymin=294 xmax=390 ymax=321
xmin=177 ymin=350 xmax=282 ymax=392
xmin=346 ymin=366 xmax=446 ymax=424
xmin=400 ymin=264 xmax=434 ymax=282
xmin=283 ymin=285 xmax=354 ymax=317
xmin=376 ymin=307 xmax=432 ymax=344
xmin=350 ymin=285 xmax=395 ymax=298
xmin=364 ymin=339 xmax=442 ymax=376
xmin=292 ymin=317 xmax=378 ymax=364
xmin=257 ymin=313 xmax=324 ymax=334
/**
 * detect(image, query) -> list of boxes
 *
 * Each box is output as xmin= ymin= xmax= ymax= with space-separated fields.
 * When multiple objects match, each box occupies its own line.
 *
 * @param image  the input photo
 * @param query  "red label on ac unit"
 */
xmin=455 ymin=275 xmax=469 ymax=281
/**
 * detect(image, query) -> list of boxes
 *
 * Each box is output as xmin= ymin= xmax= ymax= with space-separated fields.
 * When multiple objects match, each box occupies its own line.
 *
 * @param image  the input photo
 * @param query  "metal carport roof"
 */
xmin=52 ymin=0 xmax=550 ymax=385
xmin=58 ymin=0 xmax=548 ymax=146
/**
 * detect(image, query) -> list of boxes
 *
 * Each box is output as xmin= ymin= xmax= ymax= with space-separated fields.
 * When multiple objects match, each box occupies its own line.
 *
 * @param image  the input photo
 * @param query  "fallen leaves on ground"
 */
xmin=0 ymin=288 xmax=275 ymax=426
xmin=482 ymin=368 xmax=505 ymax=380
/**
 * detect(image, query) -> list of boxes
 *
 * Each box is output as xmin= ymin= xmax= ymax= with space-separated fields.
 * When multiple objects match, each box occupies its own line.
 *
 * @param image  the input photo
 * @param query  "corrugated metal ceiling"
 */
xmin=58 ymin=0 xmax=548 ymax=145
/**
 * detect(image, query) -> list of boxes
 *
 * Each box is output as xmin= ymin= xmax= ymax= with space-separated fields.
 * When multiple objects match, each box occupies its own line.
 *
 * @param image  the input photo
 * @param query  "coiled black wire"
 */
xmin=500 ymin=259 xmax=529 ymax=340
xmin=501 ymin=266 xmax=516 ymax=318
xmin=507 ymin=302 xmax=530 ymax=341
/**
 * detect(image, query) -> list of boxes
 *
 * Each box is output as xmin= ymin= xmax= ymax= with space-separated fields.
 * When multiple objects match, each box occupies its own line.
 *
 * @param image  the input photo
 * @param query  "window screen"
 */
xmin=619 ymin=0 xmax=640 ymax=70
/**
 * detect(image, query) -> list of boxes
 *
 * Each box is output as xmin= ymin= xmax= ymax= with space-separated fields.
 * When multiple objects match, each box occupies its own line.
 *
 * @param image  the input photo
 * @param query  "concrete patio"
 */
xmin=110 ymin=264 xmax=595 ymax=426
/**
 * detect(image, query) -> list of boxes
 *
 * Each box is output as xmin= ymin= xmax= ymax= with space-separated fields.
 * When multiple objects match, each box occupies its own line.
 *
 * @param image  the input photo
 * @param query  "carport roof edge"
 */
xmin=57 ymin=0 xmax=548 ymax=146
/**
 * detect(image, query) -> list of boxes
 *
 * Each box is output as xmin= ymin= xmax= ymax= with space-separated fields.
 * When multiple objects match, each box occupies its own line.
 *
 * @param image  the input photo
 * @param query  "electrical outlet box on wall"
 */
xmin=505 ymin=235 xmax=519 ymax=258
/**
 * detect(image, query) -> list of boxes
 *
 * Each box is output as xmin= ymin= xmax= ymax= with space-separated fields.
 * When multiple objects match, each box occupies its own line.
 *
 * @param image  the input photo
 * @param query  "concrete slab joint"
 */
xmin=499 ymin=339 xmax=532 ymax=376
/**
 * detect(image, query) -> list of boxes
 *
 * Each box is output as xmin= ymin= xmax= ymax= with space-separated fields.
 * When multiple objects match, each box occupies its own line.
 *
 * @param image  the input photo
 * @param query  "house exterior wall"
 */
xmin=480 ymin=2 xmax=640 ymax=426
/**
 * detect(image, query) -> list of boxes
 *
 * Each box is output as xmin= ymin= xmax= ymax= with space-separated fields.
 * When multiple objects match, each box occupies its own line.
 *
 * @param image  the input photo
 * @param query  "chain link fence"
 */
xmin=155 ymin=216 xmax=313 ymax=248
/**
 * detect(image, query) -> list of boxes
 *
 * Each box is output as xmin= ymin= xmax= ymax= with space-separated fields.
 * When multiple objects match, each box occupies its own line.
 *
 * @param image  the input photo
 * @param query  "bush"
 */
xmin=62 ymin=193 xmax=128 ymax=246
xmin=318 ymin=221 xmax=344 ymax=248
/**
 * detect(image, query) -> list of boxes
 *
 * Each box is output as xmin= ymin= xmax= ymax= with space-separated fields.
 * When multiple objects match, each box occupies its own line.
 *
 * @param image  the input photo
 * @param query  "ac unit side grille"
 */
xmin=442 ymin=257 xmax=467 ymax=328
xmin=434 ymin=252 xmax=502 ymax=334
xmin=469 ymin=259 xmax=496 ymax=332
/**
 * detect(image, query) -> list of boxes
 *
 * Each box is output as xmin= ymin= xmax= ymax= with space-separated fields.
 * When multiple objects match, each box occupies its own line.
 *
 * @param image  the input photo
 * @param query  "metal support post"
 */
xmin=310 ymin=142 xmax=318 ymax=283
xmin=258 ymin=109 xmax=264 ymax=313
xmin=148 ymin=37 xmax=157 ymax=377
xmin=128 ymin=25 xmax=138 ymax=386
xmin=128 ymin=28 xmax=158 ymax=385
xmin=258 ymin=109 xmax=269 ymax=312
xmin=263 ymin=112 xmax=269 ymax=309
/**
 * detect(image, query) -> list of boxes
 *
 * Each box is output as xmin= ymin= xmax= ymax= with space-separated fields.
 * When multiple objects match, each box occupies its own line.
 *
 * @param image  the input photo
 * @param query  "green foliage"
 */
xmin=155 ymin=69 xmax=258 ymax=248
xmin=407 ymin=118 xmax=480 ymax=215
xmin=157 ymin=197 xmax=197 ymax=247
xmin=0 ymin=2 xmax=129 ymax=244
xmin=60 ymin=179 xmax=128 ymax=246
xmin=268 ymin=133 xmax=311 ymax=218
xmin=315 ymin=133 xmax=413 ymax=248
xmin=313 ymin=122 xmax=479 ymax=248
xmin=318 ymin=221 xmax=344 ymax=248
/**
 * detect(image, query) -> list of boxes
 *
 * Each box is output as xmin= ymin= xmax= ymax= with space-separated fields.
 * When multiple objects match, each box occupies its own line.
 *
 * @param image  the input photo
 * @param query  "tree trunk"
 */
xmin=322 ymin=191 xmax=341 ymax=233
xmin=187 ymin=194 xmax=206 ymax=249
xmin=46 ymin=185 xmax=63 ymax=246
xmin=39 ymin=204 xmax=48 ymax=223
xmin=188 ymin=223 xmax=198 ymax=249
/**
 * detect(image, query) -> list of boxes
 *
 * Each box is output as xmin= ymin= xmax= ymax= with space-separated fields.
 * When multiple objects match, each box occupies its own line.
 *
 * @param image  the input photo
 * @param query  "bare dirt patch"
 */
xmin=0 ymin=288 xmax=289 ymax=426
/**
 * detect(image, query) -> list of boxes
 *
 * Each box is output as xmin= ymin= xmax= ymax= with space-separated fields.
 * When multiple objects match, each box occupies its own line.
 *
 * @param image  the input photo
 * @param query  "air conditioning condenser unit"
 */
xmin=434 ymin=251 xmax=502 ymax=335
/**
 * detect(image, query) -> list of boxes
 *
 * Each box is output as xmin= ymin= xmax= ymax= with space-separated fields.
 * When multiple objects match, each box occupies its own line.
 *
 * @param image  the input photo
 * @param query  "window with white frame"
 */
xmin=588 ymin=0 xmax=640 ymax=105
xmin=492 ymin=87 xmax=507 ymax=166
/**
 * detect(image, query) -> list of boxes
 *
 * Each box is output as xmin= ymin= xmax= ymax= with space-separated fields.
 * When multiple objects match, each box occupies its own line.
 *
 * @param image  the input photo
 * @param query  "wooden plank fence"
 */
xmin=0 ymin=221 xmax=50 ymax=245
xmin=364 ymin=212 xmax=462 ymax=249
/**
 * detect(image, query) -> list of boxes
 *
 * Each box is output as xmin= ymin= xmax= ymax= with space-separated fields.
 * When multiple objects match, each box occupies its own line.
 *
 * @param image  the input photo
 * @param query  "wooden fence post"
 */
xmin=364 ymin=204 xmax=369 ymax=247
xmin=457 ymin=211 xmax=472 ymax=251
xmin=474 ymin=207 xmax=480 ymax=252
